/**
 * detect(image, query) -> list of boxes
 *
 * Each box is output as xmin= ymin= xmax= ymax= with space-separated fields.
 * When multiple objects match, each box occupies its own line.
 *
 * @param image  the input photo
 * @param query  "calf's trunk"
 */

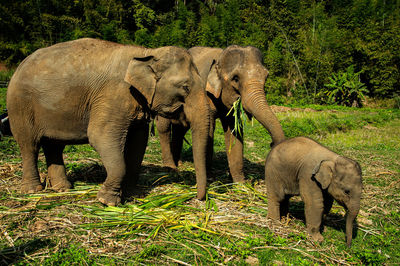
xmin=346 ymin=206 xmax=360 ymax=247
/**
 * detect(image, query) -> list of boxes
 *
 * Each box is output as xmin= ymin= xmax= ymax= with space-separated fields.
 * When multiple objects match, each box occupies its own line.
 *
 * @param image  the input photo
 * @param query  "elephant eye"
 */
xmin=182 ymin=85 xmax=190 ymax=93
xmin=232 ymin=75 xmax=239 ymax=83
xmin=344 ymin=189 xmax=350 ymax=195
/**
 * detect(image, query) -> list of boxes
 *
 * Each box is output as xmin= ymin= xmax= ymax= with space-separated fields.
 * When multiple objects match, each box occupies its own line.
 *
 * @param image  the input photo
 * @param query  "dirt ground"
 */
xmin=0 ymin=63 xmax=8 ymax=72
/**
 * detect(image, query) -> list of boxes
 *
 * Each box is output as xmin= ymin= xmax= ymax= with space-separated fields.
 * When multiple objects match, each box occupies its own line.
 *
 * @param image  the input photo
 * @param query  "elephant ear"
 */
xmin=312 ymin=160 xmax=335 ymax=189
xmin=205 ymin=60 xmax=222 ymax=98
xmin=124 ymin=56 xmax=158 ymax=106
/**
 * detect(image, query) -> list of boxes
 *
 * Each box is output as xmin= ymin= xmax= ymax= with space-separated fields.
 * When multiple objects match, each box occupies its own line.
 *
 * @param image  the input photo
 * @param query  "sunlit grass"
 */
xmin=0 ymin=104 xmax=399 ymax=264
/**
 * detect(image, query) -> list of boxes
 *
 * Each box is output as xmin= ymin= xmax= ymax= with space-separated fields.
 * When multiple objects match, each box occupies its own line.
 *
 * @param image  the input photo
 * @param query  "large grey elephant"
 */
xmin=156 ymin=46 xmax=285 ymax=182
xmin=265 ymin=137 xmax=362 ymax=247
xmin=7 ymin=38 xmax=210 ymax=205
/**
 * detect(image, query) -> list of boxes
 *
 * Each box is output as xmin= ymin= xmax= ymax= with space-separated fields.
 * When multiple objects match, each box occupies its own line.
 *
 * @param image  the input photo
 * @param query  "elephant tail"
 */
xmin=0 ymin=111 xmax=12 ymax=140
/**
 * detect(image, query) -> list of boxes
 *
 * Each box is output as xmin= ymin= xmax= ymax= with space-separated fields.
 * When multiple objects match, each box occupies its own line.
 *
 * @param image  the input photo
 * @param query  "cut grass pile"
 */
xmin=0 ymin=96 xmax=399 ymax=264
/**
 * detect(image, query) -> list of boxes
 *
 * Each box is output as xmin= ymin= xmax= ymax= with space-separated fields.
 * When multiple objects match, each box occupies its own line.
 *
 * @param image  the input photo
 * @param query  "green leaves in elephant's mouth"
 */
xmin=227 ymin=97 xmax=247 ymax=138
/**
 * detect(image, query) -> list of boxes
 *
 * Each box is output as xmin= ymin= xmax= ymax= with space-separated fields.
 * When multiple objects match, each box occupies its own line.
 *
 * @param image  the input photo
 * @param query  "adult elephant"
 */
xmin=156 ymin=46 xmax=285 ymax=182
xmin=7 ymin=38 xmax=210 ymax=205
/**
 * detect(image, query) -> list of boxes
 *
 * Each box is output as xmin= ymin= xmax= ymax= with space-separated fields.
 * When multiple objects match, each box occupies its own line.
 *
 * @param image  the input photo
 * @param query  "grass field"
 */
xmin=0 ymin=86 xmax=399 ymax=265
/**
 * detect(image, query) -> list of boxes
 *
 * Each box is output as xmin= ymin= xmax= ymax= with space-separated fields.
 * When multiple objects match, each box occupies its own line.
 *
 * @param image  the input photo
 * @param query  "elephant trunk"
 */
xmin=186 ymin=91 xmax=210 ymax=200
xmin=345 ymin=203 xmax=360 ymax=247
xmin=241 ymin=83 xmax=285 ymax=146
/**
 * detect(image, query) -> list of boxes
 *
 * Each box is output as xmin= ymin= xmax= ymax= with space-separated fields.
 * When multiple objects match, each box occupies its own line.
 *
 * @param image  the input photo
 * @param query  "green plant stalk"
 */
xmin=227 ymin=97 xmax=246 ymax=137
xmin=78 ymin=185 xmax=223 ymax=237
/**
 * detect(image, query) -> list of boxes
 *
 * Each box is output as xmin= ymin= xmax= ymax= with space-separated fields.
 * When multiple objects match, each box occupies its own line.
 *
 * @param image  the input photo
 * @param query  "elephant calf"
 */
xmin=265 ymin=137 xmax=362 ymax=247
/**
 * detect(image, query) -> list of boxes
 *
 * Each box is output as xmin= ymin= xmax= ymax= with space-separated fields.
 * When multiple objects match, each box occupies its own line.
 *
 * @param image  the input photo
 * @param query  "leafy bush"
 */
xmin=393 ymin=93 xmax=400 ymax=109
xmin=318 ymin=66 xmax=368 ymax=107
xmin=0 ymin=69 xmax=14 ymax=81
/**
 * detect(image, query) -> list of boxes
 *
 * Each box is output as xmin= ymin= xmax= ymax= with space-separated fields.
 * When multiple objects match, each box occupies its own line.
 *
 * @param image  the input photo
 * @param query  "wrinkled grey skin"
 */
xmin=7 ymin=38 xmax=210 ymax=205
xmin=265 ymin=137 xmax=362 ymax=247
xmin=156 ymin=46 xmax=285 ymax=182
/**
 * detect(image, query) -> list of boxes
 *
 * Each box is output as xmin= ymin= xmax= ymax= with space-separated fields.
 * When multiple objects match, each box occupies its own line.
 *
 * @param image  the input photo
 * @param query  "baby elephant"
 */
xmin=265 ymin=137 xmax=362 ymax=247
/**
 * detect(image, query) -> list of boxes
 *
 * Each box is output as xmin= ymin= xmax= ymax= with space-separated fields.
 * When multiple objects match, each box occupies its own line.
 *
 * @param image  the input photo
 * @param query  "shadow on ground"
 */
xmin=287 ymin=200 xmax=359 ymax=240
xmin=65 ymin=160 xmax=198 ymax=200
xmin=181 ymin=148 xmax=266 ymax=183
xmin=0 ymin=239 xmax=53 ymax=265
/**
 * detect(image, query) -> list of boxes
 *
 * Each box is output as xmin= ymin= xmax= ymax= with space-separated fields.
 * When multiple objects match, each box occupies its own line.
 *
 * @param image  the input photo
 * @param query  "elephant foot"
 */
xmin=162 ymin=157 xmax=178 ymax=170
xmin=49 ymin=178 xmax=72 ymax=192
xmin=309 ymin=232 xmax=324 ymax=243
xmin=267 ymin=200 xmax=282 ymax=220
xmin=21 ymin=182 xmax=44 ymax=194
xmin=231 ymin=174 xmax=245 ymax=183
xmin=97 ymin=186 xmax=121 ymax=207
xmin=267 ymin=212 xmax=281 ymax=220
xmin=163 ymin=162 xmax=178 ymax=171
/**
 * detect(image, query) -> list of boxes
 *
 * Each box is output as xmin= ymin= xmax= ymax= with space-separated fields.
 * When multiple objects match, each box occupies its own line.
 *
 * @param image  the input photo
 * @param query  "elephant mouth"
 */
xmin=156 ymin=104 xmax=184 ymax=119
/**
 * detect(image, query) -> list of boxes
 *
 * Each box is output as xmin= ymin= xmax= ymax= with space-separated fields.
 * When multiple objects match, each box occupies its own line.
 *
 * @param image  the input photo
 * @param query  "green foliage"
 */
xmin=0 ymin=87 xmax=7 ymax=111
xmin=0 ymin=137 xmax=19 ymax=158
xmin=0 ymin=0 xmax=398 ymax=101
xmin=135 ymin=244 xmax=165 ymax=261
xmin=393 ymin=93 xmax=400 ymax=109
xmin=0 ymin=102 xmax=399 ymax=264
xmin=319 ymin=65 xmax=368 ymax=107
xmin=352 ymin=247 xmax=387 ymax=264
xmin=41 ymin=245 xmax=95 ymax=266
xmin=0 ymin=69 xmax=14 ymax=81
xmin=227 ymin=97 xmax=246 ymax=137
xmin=277 ymin=108 xmax=400 ymax=139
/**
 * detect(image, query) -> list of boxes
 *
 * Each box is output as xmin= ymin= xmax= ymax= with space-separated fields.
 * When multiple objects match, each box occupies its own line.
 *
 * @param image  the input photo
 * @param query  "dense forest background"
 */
xmin=0 ymin=0 xmax=399 ymax=104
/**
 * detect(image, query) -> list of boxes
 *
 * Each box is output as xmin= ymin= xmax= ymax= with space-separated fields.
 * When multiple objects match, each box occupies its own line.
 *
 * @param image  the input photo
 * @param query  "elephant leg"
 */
xmin=300 ymin=182 xmax=324 ymax=242
xmin=304 ymin=202 xmax=324 ymax=242
xmin=122 ymin=125 xmax=149 ymax=199
xmin=280 ymin=195 xmax=291 ymax=218
xmin=206 ymin=118 xmax=216 ymax=175
xmin=267 ymin=182 xmax=286 ymax=220
xmin=222 ymin=118 xmax=245 ymax=182
xmin=171 ymin=123 xmax=187 ymax=167
xmin=323 ymin=193 xmax=334 ymax=215
xmin=19 ymin=141 xmax=43 ymax=193
xmin=90 ymin=130 xmax=127 ymax=206
xmin=42 ymin=143 xmax=71 ymax=191
xmin=267 ymin=195 xmax=281 ymax=220
xmin=156 ymin=117 xmax=177 ymax=169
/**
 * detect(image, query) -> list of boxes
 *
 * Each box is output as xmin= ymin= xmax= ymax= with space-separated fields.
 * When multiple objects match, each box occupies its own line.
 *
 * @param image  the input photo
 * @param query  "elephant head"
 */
xmin=204 ymin=46 xmax=285 ymax=146
xmin=124 ymin=47 xmax=209 ymax=200
xmin=312 ymin=156 xmax=363 ymax=247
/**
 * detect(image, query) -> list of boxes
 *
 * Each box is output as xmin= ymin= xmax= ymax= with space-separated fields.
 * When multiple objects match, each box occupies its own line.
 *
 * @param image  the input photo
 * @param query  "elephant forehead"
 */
xmin=165 ymin=74 xmax=190 ymax=86
xmin=159 ymin=47 xmax=191 ymax=63
xmin=154 ymin=53 xmax=191 ymax=75
xmin=162 ymin=60 xmax=192 ymax=80
xmin=220 ymin=50 xmax=244 ymax=70
xmin=245 ymin=67 xmax=266 ymax=79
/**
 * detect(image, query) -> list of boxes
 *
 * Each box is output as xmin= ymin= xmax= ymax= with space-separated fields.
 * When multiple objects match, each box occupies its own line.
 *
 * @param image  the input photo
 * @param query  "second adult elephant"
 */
xmin=156 ymin=46 xmax=285 ymax=181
